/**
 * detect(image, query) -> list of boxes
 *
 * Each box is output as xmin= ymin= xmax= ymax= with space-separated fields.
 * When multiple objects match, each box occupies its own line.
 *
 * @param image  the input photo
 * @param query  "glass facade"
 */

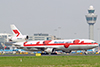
xmin=0 ymin=33 xmax=12 ymax=42
xmin=33 ymin=33 xmax=56 ymax=40
xmin=88 ymin=10 xmax=95 ymax=13
xmin=34 ymin=37 xmax=45 ymax=40
xmin=94 ymin=17 xmax=97 ymax=21
xmin=34 ymin=33 xmax=48 ymax=36
xmin=0 ymin=37 xmax=5 ymax=43
xmin=86 ymin=17 xmax=97 ymax=21
xmin=47 ymin=37 xmax=51 ymax=40
xmin=35 ymin=37 xmax=44 ymax=38
xmin=86 ymin=17 xmax=92 ymax=21
xmin=35 ymin=39 xmax=44 ymax=40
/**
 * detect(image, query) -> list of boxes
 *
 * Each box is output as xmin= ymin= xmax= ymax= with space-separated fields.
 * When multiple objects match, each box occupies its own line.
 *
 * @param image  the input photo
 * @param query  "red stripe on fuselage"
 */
xmin=23 ymin=43 xmax=98 ymax=46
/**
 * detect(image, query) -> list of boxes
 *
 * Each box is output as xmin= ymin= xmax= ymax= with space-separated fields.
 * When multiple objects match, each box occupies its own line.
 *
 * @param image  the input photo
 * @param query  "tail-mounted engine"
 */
xmin=25 ymin=36 xmax=29 ymax=40
xmin=9 ymin=35 xmax=29 ymax=42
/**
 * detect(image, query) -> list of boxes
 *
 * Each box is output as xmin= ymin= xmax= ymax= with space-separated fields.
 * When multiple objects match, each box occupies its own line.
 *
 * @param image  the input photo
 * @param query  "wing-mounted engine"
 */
xmin=22 ymin=47 xmax=39 ymax=51
xmin=9 ymin=35 xmax=29 ymax=42
xmin=44 ymin=48 xmax=54 ymax=53
xmin=63 ymin=50 xmax=72 ymax=53
xmin=64 ymin=43 xmax=70 ymax=48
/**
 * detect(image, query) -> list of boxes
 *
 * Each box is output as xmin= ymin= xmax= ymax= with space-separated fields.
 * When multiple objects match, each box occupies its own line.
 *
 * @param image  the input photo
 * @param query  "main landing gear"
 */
xmin=84 ymin=50 xmax=87 ymax=55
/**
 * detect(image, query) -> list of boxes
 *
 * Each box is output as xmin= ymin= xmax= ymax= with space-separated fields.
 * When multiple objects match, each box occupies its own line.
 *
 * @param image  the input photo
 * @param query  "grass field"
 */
xmin=0 ymin=56 xmax=100 ymax=67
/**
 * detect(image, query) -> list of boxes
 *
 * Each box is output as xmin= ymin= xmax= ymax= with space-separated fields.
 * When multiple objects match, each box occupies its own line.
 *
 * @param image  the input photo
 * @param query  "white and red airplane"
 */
xmin=11 ymin=39 xmax=98 ymax=53
xmin=8 ymin=24 xmax=29 ymax=42
xmin=6 ymin=24 xmax=98 ymax=53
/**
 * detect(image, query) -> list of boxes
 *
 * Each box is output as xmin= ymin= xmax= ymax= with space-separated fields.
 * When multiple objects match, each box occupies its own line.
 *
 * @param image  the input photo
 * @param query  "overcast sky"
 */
xmin=0 ymin=0 xmax=100 ymax=42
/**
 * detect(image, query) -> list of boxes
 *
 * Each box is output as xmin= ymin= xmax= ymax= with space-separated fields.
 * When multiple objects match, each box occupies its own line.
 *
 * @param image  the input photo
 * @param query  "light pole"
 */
xmin=97 ymin=28 xmax=100 ymax=43
xmin=58 ymin=27 xmax=61 ymax=38
xmin=74 ymin=33 xmax=77 ymax=38
xmin=97 ymin=28 xmax=100 ymax=52
xmin=54 ymin=29 xmax=57 ymax=37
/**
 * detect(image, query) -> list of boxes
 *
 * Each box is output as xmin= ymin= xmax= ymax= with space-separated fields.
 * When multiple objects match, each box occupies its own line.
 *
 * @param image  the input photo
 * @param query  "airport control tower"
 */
xmin=85 ymin=6 xmax=97 ymax=40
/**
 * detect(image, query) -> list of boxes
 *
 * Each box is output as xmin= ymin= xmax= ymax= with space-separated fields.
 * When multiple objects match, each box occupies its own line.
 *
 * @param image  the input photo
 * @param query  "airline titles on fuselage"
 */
xmin=54 ymin=41 xmax=72 ymax=43
xmin=24 ymin=40 xmax=73 ymax=45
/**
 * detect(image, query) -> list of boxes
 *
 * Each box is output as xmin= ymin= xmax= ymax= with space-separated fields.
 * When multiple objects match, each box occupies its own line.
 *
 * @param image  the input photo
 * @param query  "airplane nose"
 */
xmin=95 ymin=43 xmax=99 ymax=47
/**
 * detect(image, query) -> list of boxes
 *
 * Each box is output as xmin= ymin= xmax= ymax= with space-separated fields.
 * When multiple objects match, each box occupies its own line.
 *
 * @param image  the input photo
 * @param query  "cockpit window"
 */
xmin=94 ymin=42 xmax=97 ymax=43
xmin=91 ymin=42 xmax=97 ymax=43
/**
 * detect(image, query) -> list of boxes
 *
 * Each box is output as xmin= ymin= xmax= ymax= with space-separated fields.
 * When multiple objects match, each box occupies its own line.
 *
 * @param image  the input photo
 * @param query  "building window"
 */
xmin=86 ymin=17 xmax=92 ymax=21
xmin=88 ymin=10 xmax=94 ymax=13
xmin=8 ymin=35 xmax=11 ymax=37
xmin=34 ymin=37 xmax=44 ymax=38
xmin=35 ymin=39 xmax=44 ymax=40
xmin=47 ymin=37 xmax=51 ymax=40
xmin=94 ymin=17 xmax=97 ymax=21
xmin=2 ymin=35 xmax=7 ymax=38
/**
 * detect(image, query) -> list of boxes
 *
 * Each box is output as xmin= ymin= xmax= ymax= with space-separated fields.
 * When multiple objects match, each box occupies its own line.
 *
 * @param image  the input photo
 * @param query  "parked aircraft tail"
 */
xmin=1 ymin=43 xmax=6 ymax=50
xmin=9 ymin=24 xmax=28 ymax=42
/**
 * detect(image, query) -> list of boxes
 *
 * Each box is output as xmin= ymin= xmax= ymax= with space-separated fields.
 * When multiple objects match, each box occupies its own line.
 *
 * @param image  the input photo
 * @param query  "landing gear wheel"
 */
xmin=84 ymin=50 xmax=87 ymax=55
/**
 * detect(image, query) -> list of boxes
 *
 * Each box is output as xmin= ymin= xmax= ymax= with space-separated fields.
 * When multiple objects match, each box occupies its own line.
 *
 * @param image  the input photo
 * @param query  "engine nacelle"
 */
xmin=44 ymin=48 xmax=54 ymax=53
xmin=65 ymin=50 xmax=71 ymax=53
xmin=64 ymin=43 xmax=70 ymax=48
xmin=23 ymin=47 xmax=38 ymax=51
xmin=63 ymin=50 xmax=71 ymax=53
xmin=9 ymin=35 xmax=29 ymax=42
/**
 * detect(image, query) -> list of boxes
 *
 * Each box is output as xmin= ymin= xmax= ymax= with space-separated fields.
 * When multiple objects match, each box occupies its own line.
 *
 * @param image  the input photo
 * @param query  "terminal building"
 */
xmin=0 ymin=33 xmax=12 ymax=43
xmin=0 ymin=33 xmax=12 ymax=49
xmin=28 ymin=33 xmax=57 ymax=41
xmin=33 ymin=33 xmax=56 ymax=40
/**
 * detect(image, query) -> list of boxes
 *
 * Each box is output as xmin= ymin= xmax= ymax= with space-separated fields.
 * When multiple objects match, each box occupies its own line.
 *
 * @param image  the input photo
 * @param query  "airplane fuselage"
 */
xmin=13 ymin=39 xmax=98 ymax=53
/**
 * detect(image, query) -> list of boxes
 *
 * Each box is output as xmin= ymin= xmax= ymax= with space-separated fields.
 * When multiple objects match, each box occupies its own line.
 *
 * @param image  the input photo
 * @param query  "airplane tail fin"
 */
xmin=1 ymin=43 xmax=6 ymax=50
xmin=10 ymin=24 xmax=22 ymax=37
